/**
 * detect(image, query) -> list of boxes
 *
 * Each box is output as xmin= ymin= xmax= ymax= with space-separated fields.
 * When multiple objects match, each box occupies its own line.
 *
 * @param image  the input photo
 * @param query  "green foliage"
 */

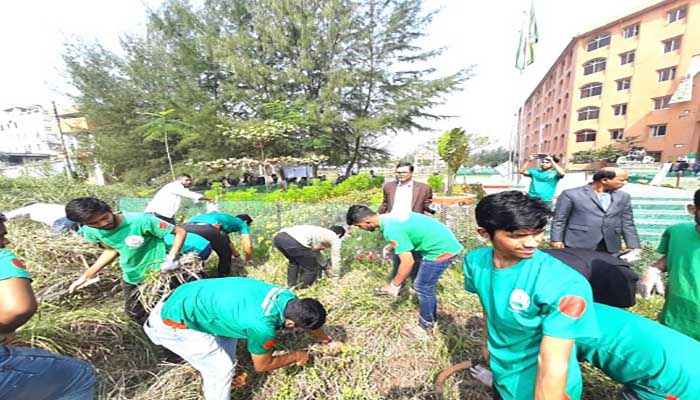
xmin=571 ymin=144 xmax=626 ymax=164
xmin=63 ymin=0 xmax=472 ymax=183
xmin=437 ymin=128 xmax=490 ymax=194
xmin=427 ymin=175 xmax=445 ymax=193
xmin=467 ymin=146 xmax=510 ymax=167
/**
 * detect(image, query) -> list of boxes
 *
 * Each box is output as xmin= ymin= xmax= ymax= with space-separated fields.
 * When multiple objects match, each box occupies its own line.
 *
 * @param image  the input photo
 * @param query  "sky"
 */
xmin=0 ymin=0 xmax=650 ymax=156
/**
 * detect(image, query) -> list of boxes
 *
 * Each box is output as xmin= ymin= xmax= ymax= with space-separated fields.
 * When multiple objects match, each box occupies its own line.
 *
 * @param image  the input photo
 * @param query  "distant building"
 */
xmin=519 ymin=0 xmax=700 ymax=168
xmin=414 ymin=137 xmax=446 ymax=170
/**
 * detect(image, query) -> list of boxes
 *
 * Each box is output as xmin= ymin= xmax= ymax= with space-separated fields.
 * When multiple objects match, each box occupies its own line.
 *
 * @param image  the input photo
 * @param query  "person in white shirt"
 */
xmin=144 ymin=174 xmax=211 ymax=224
xmin=4 ymin=203 xmax=79 ymax=233
xmin=273 ymin=225 xmax=345 ymax=288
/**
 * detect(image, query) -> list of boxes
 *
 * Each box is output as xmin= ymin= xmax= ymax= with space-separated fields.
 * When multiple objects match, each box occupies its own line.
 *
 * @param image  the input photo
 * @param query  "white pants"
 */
xmin=144 ymin=302 xmax=238 ymax=400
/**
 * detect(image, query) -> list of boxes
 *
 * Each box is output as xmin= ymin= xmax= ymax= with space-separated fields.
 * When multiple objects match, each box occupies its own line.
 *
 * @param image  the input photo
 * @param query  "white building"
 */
xmin=0 ymin=104 xmax=63 ymax=156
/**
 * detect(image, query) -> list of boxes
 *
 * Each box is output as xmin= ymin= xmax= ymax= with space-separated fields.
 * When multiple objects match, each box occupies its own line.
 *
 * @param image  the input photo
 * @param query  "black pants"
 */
xmin=122 ymin=280 xmax=148 ymax=325
xmin=150 ymin=213 xmax=176 ymax=225
xmin=184 ymin=223 xmax=233 ymax=276
xmin=273 ymin=232 xmax=321 ymax=289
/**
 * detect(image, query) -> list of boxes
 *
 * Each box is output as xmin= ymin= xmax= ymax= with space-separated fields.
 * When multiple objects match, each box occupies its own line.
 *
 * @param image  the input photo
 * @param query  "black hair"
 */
xmin=284 ymin=298 xmax=327 ymax=330
xmin=236 ymin=214 xmax=253 ymax=225
xmin=65 ymin=197 xmax=112 ymax=223
xmin=694 ymin=189 xmax=700 ymax=207
xmin=346 ymin=205 xmax=376 ymax=225
xmin=475 ymin=191 xmax=552 ymax=237
xmin=395 ymin=162 xmax=414 ymax=172
xmin=328 ymin=225 xmax=346 ymax=238
xmin=0 ymin=213 xmax=6 ymax=224
xmin=176 ymin=174 xmax=192 ymax=179
xmin=548 ymin=155 xmax=560 ymax=163
xmin=592 ymin=169 xmax=617 ymax=182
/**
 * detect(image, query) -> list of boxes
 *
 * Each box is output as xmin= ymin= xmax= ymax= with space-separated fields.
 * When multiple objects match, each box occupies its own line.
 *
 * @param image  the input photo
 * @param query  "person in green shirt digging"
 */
xmin=346 ymin=206 xmax=463 ymax=340
xmin=577 ymin=302 xmax=700 ymax=400
xmin=464 ymin=191 xmax=598 ymax=400
xmin=143 ymin=277 xmax=342 ymax=400
xmin=65 ymin=197 xmax=188 ymax=324
xmin=185 ymin=212 xmax=254 ymax=276
xmin=639 ymin=188 xmax=700 ymax=340
xmin=519 ymin=154 xmax=565 ymax=204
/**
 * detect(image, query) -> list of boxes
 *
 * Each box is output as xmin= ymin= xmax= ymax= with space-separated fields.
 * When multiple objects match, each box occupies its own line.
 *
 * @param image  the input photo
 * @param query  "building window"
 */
xmin=663 ymin=36 xmax=682 ymax=53
xmin=577 ymin=107 xmax=600 ymax=121
xmin=616 ymin=78 xmax=631 ymax=91
xmin=580 ymin=83 xmax=603 ymax=98
xmin=576 ymin=130 xmax=597 ymax=142
xmin=609 ymin=129 xmax=624 ymax=140
xmin=667 ymin=7 xmax=687 ymax=23
xmin=658 ymin=67 xmax=676 ymax=82
xmin=623 ymin=24 xmax=639 ymax=38
xmin=583 ymin=58 xmax=606 ymax=75
xmin=620 ymin=51 xmax=635 ymax=65
xmin=613 ymin=103 xmax=627 ymax=116
xmin=650 ymin=124 xmax=667 ymax=137
xmin=653 ymin=96 xmax=672 ymax=110
xmin=587 ymin=33 xmax=611 ymax=51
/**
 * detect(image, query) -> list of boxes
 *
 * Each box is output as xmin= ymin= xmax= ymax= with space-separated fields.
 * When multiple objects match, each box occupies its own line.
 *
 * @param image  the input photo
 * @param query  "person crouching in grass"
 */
xmin=65 ymin=197 xmax=187 ymax=324
xmin=464 ymin=191 xmax=599 ymax=400
xmin=143 ymin=277 xmax=342 ymax=400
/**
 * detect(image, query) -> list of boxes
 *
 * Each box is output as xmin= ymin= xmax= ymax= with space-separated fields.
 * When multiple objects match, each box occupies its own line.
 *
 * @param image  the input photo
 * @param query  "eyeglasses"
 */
xmin=395 ymin=170 xmax=411 ymax=174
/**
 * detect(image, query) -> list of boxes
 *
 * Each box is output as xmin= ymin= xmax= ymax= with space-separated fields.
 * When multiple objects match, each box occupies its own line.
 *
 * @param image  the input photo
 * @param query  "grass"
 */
xmin=1 ymin=178 xmax=666 ymax=399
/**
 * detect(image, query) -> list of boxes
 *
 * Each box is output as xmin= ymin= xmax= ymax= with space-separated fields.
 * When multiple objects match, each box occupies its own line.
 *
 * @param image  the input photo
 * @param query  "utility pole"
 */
xmin=52 ymin=101 xmax=75 ymax=179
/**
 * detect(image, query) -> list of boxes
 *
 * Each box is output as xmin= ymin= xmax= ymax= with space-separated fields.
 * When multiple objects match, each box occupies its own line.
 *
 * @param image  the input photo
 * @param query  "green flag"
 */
xmin=515 ymin=2 xmax=539 ymax=71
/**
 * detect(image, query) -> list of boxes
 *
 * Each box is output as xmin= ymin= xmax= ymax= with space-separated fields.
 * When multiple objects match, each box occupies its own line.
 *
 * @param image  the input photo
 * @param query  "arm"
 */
xmin=534 ymin=336 xmax=574 ymax=400
xmin=481 ymin=311 xmax=490 ymax=364
xmin=391 ymin=252 xmax=415 ymax=287
xmin=240 ymin=234 xmax=253 ymax=262
xmin=519 ymin=160 xmax=533 ymax=176
xmin=550 ymin=191 xmax=573 ymax=246
xmin=549 ymin=158 xmax=566 ymax=177
xmin=423 ymin=185 xmax=435 ymax=214
xmin=168 ymin=226 xmax=187 ymax=257
xmin=652 ymin=256 xmax=667 ymax=273
xmin=328 ymin=237 xmax=342 ymax=277
xmin=621 ymin=196 xmax=641 ymax=250
xmin=70 ymin=247 xmax=119 ymax=293
xmin=251 ymin=350 xmax=309 ymax=373
xmin=171 ymin=184 xmax=205 ymax=201
xmin=0 ymin=277 xmax=37 ymax=334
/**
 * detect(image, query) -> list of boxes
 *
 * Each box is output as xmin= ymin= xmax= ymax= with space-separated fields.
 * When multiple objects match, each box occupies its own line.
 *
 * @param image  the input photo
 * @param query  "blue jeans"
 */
xmin=0 ymin=345 xmax=96 ymax=400
xmin=414 ymin=255 xmax=457 ymax=329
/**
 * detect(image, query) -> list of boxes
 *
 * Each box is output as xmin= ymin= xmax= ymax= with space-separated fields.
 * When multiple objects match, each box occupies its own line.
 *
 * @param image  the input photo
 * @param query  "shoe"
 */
xmin=401 ymin=324 xmax=431 ymax=340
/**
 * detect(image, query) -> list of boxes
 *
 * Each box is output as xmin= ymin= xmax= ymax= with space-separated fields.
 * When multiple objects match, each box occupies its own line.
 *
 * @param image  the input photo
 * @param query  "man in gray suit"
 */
xmin=551 ymin=167 xmax=641 ymax=255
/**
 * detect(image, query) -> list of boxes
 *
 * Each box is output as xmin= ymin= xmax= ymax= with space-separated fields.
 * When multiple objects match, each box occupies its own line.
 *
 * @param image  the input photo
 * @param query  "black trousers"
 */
xmin=273 ymin=232 xmax=322 ymax=289
xmin=184 ymin=223 xmax=233 ymax=276
xmin=150 ymin=212 xmax=176 ymax=225
xmin=122 ymin=280 xmax=148 ymax=325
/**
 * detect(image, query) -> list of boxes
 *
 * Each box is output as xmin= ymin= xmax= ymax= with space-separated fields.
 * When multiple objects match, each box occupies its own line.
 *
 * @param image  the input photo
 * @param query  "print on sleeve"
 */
xmin=11 ymin=258 xmax=26 ymax=270
xmin=558 ymin=295 xmax=587 ymax=319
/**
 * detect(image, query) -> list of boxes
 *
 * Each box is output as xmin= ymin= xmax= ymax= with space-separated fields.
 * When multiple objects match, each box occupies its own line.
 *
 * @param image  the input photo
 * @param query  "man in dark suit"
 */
xmin=551 ymin=167 xmax=641 ymax=255
xmin=377 ymin=162 xmax=435 ymax=216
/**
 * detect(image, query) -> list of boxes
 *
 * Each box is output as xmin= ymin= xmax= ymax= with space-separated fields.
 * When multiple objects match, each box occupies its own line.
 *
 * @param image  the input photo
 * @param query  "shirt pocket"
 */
xmin=568 ymin=224 xmax=589 ymax=232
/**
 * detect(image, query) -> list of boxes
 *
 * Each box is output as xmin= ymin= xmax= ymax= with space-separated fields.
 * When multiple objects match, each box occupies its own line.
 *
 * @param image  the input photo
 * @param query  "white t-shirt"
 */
xmin=144 ymin=181 xmax=203 ymax=218
xmin=279 ymin=225 xmax=342 ymax=275
xmin=4 ymin=203 xmax=66 ymax=226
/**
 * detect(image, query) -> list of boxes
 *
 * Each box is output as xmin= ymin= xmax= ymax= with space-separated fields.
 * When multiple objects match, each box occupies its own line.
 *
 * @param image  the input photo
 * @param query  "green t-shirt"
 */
xmin=577 ymin=303 xmax=700 ymax=400
xmin=0 ymin=249 xmax=32 ymax=281
xmin=188 ymin=212 xmax=249 ymax=234
xmin=656 ymin=222 xmax=700 ymax=340
xmin=463 ymin=247 xmax=599 ymax=400
xmin=164 ymin=231 xmax=211 ymax=255
xmin=527 ymin=167 xmax=561 ymax=202
xmin=82 ymin=212 xmax=173 ymax=284
xmin=380 ymin=213 xmax=463 ymax=260
xmin=161 ymin=277 xmax=296 ymax=355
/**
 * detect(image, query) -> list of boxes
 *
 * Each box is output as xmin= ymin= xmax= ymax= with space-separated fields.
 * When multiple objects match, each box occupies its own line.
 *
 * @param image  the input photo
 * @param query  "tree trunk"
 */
xmin=164 ymin=131 xmax=175 ymax=180
xmin=345 ymin=136 xmax=362 ymax=177
xmin=447 ymin=173 xmax=455 ymax=195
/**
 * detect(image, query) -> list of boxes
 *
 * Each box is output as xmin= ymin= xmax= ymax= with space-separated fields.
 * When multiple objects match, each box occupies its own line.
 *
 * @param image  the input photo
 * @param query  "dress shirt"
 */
xmin=144 ymin=181 xmax=203 ymax=218
xmin=279 ymin=225 xmax=342 ymax=275
xmin=391 ymin=180 xmax=413 ymax=220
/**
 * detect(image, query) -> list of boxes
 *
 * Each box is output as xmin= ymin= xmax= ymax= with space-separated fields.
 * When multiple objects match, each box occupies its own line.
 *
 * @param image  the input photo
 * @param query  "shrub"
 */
xmin=427 ymin=175 xmax=445 ymax=193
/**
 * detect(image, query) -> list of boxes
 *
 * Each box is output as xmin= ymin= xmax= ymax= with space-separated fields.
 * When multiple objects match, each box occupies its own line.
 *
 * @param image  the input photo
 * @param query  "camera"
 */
xmin=533 ymin=153 xmax=548 ymax=159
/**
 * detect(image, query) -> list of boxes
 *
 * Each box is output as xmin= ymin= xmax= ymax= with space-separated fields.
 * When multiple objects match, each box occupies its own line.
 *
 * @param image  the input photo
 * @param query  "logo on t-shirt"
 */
xmin=558 ymin=295 xmax=587 ymax=319
xmin=159 ymin=221 xmax=169 ymax=229
xmin=124 ymin=235 xmax=145 ymax=249
xmin=509 ymin=289 xmax=531 ymax=312
xmin=263 ymin=339 xmax=276 ymax=350
xmin=11 ymin=258 xmax=26 ymax=270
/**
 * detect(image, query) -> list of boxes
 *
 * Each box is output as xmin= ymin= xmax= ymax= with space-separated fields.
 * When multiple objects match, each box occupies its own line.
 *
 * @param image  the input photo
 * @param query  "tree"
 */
xmin=468 ymin=146 xmax=510 ymax=167
xmin=63 ymin=0 xmax=472 ymax=182
xmin=437 ymin=128 xmax=489 ymax=194
xmin=570 ymin=145 xmax=626 ymax=164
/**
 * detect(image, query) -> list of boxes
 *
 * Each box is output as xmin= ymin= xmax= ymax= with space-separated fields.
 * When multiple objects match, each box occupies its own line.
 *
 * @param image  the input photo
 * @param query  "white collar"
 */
xmin=398 ymin=180 xmax=413 ymax=187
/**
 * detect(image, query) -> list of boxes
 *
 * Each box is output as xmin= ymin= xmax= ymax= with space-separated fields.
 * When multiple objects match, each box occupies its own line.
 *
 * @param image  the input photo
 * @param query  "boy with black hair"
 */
xmin=0 ymin=213 xmax=97 ymax=399
xmin=464 ymin=191 xmax=598 ymax=400
xmin=185 ymin=212 xmax=254 ymax=276
xmin=66 ymin=197 xmax=188 ymax=323
xmin=346 ymin=205 xmax=462 ymax=339
xmin=639 ymin=188 xmax=700 ymax=340
xmin=273 ymin=224 xmax=345 ymax=288
xmin=143 ymin=277 xmax=341 ymax=400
